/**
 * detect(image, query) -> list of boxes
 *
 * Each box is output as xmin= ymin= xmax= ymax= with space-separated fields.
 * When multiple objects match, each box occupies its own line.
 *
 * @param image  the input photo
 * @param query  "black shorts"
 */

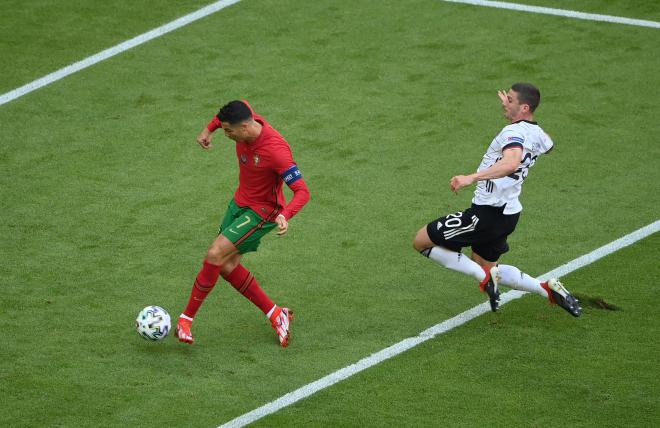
xmin=426 ymin=204 xmax=520 ymax=262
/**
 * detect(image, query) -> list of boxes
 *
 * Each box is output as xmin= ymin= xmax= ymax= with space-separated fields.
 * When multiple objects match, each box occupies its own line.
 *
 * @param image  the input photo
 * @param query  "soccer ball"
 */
xmin=135 ymin=306 xmax=171 ymax=341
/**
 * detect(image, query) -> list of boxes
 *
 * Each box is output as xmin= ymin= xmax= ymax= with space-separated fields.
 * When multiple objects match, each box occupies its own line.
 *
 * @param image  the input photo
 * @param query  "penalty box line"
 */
xmin=1 ymin=0 xmax=658 ymax=108
xmin=439 ymin=0 xmax=660 ymax=29
xmin=219 ymin=220 xmax=660 ymax=428
xmin=0 ymin=0 xmax=242 ymax=107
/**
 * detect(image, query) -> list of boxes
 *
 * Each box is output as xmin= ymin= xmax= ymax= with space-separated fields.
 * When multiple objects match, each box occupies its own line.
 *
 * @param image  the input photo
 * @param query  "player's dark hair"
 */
xmin=511 ymin=83 xmax=541 ymax=112
xmin=217 ymin=100 xmax=253 ymax=125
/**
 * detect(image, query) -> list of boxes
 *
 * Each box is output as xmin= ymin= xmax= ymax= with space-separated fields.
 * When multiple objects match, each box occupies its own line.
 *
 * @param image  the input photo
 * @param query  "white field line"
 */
xmin=439 ymin=0 xmax=660 ymax=28
xmin=219 ymin=220 xmax=660 ymax=428
xmin=1 ymin=1 xmax=659 ymax=108
xmin=0 ymin=0 xmax=241 ymax=107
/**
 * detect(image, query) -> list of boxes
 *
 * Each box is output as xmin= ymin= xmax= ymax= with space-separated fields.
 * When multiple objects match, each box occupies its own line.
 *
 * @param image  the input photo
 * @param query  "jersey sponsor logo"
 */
xmin=253 ymin=154 xmax=260 ymax=166
xmin=281 ymin=164 xmax=302 ymax=185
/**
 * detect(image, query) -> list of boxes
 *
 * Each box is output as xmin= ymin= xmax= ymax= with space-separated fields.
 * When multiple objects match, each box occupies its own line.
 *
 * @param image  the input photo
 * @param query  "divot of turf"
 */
xmin=574 ymin=293 xmax=620 ymax=311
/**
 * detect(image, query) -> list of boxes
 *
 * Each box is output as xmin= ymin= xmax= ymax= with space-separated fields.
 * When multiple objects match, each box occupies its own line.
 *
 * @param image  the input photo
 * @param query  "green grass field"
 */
xmin=1 ymin=1 xmax=659 ymax=426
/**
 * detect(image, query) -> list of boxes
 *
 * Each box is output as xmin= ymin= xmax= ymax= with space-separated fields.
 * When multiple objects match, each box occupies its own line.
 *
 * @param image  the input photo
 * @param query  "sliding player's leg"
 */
xmin=493 ymin=264 xmax=581 ymax=317
xmin=414 ymin=214 xmax=502 ymax=312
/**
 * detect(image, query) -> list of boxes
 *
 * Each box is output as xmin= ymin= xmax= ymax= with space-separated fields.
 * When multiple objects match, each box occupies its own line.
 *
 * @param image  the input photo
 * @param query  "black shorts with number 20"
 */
xmin=426 ymin=204 xmax=520 ymax=262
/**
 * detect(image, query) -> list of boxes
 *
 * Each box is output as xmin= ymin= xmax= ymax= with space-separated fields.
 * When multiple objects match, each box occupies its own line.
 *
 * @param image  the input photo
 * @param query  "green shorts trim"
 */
xmin=218 ymin=199 xmax=276 ymax=253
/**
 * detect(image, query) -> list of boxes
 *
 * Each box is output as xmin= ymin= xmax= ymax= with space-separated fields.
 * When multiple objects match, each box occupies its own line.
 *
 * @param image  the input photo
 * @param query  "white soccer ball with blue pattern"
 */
xmin=136 ymin=306 xmax=171 ymax=341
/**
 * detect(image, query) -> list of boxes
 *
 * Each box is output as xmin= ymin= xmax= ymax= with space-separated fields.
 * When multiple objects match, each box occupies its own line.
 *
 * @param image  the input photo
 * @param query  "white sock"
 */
xmin=497 ymin=264 xmax=548 ymax=297
xmin=266 ymin=305 xmax=277 ymax=319
xmin=179 ymin=314 xmax=193 ymax=321
xmin=425 ymin=247 xmax=486 ymax=282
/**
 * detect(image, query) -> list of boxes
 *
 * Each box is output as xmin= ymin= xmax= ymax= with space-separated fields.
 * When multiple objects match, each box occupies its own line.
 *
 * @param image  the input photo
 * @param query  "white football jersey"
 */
xmin=472 ymin=120 xmax=554 ymax=214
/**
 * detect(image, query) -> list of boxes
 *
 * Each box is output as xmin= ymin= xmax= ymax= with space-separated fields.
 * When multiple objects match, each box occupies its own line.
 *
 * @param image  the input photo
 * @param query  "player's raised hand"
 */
xmin=498 ymin=89 xmax=510 ymax=107
xmin=450 ymin=175 xmax=474 ymax=193
xmin=196 ymin=128 xmax=214 ymax=149
xmin=275 ymin=214 xmax=288 ymax=236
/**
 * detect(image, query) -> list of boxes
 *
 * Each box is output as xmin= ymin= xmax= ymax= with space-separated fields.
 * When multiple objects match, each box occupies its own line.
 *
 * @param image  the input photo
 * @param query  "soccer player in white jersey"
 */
xmin=413 ymin=83 xmax=581 ymax=317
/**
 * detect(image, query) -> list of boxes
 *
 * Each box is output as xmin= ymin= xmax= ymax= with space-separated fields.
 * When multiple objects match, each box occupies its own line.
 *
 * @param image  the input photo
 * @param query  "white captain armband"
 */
xmin=281 ymin=164 xmax=303 ymax=185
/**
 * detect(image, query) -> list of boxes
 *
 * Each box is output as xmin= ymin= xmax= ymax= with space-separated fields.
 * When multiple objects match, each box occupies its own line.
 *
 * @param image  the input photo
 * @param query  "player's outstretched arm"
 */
xmin=197 ymin=128 xmax=214 ymax=149
xmin=449 ymin=175 xmax=475 ymax=193
xmin=197 ymin=116 xmax=223 ymax=150
xmin=277 ymin=178 xmax=311 ymax=236
xmin=450 ymin=148 xmax=522 ymax=193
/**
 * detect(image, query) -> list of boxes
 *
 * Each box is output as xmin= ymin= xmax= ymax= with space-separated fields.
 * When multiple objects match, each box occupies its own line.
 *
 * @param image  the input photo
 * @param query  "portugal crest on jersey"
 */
xmin=240 ymin=154 xmax=247 ymax=164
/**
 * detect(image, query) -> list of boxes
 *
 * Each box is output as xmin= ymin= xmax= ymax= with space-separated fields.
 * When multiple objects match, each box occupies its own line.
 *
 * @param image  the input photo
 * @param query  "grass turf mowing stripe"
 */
xmin=1 ymin=1 xmax=658 ymax=109
xmin=219 ymin=219 xmax=660 ymax=428
xmin=439 ymin=0 xmax=660 ymax=28
xmin=0 ymin=0 xmax=241 ymax=107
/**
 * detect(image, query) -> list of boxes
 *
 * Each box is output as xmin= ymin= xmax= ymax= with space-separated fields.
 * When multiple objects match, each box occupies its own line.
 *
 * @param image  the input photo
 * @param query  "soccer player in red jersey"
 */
xmin=176 ymin=100 xmax=310 ymax=347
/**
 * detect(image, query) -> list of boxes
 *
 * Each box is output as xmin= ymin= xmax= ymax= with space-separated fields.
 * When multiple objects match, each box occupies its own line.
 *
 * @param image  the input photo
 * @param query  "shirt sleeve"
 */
xmin=241 ymin=99 xmax=255 ymax=115
xmin=207 ymin=116 xmax=223 ymax=132
xmin=280 ymin=178 xmax=310 ymax=220
xmin=270 ymin=141 xmax=310 ymax=219
xmin=539 ymin=131 xmax=554 ymax=154
xmin=499 ymin=129 xmax=525 ymax=152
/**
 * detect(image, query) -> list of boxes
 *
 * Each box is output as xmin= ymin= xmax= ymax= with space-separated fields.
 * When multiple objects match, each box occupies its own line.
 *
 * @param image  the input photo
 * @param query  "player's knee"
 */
xmin=206 ymin=235 xmax=240 ymax=264
xmin=413 ymin=228 xmax=431 ymax=252
xmin=206 ymin=249 xmax=221 ymax=265
xmin=412 ymin=238 xmax=424 ymax=252
xmin=206 ymin=245 xmax=229 ymax=265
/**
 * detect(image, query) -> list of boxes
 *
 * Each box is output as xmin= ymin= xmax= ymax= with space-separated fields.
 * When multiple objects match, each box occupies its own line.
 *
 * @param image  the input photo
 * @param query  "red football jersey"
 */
xmin=207 ymin=102 xmax=309 ymax=221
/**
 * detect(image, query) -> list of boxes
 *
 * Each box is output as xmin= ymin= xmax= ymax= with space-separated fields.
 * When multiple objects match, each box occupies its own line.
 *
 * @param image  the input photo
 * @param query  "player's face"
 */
xmin=503 ymin=89 xmax=528 ymax=121
xmin=223 ymin=122 xmax=249 ymax=141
